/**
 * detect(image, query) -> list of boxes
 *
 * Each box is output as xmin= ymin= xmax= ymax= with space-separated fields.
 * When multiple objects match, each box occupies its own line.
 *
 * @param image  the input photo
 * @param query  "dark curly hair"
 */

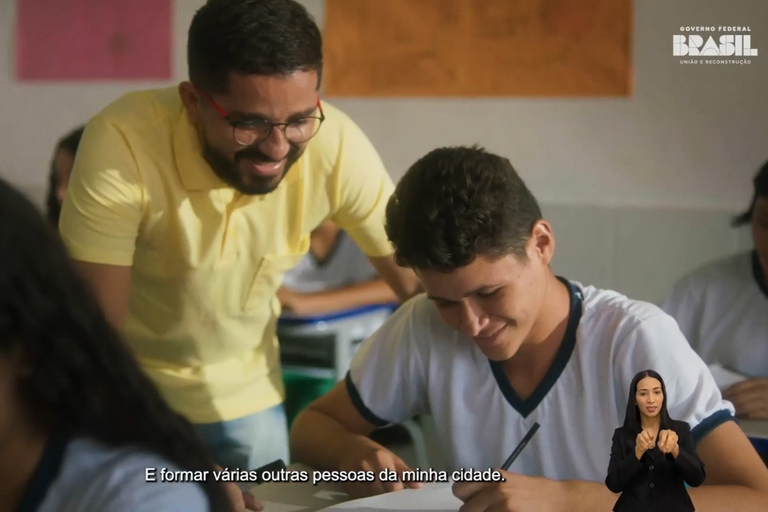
xmin=46 ymin=126 xmax=84 ymax=227
xmin=385 ymin=145 xmax=542 ymax=272
xmin=733 ymin=159 xmax=768 ymax=226
xmin=0 ymin=178 xmax=233 ymax=511
xmin=188 ymin=0 xmax=323 ymax=94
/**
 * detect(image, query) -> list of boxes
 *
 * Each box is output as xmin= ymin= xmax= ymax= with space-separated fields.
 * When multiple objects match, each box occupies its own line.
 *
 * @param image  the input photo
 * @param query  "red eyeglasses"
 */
xmin=195 ymin=86 xmax=325 ymax=146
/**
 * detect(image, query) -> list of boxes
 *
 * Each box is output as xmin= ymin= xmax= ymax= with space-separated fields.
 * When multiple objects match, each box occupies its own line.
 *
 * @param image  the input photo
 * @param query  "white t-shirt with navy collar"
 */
xmin=346 ymin=278 xmax=735 ymax=483
xmin=18 ymin=436 xmax=209 ymax=512
xmin=663 ymin=250 xmax=768 ymax=378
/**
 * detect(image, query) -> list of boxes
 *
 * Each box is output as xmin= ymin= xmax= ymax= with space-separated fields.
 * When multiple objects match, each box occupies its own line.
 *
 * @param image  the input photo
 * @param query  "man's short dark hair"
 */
xmin=188 ymin=0 xmax=323 ymax=94
xmin=733 ymin=159 xmax=768 ymax=226
xmin=385 ymin=145 xmax=543 ymax=272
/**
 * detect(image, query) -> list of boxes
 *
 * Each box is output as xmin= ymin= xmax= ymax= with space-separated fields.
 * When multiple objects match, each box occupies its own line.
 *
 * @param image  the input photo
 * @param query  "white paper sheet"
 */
xmin=317 ymin=483 xmax=461 ymax=511
xmin=708 ymin=363 xmax=747 ymax=391
xmin=260 ymin=501 xmax=308 ymax=512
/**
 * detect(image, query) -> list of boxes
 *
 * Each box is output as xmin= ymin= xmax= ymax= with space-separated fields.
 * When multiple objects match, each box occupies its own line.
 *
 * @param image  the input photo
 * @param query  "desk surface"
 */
xmin=741 ymin=419 xmax=768 ymax=438
xmin=250 ymin=464 xmax=348 ymax=512
xmin=278 ymin=303 xmax=398 ymax=326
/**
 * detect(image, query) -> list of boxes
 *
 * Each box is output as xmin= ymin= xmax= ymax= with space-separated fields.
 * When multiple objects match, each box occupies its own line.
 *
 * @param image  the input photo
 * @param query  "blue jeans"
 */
xmin=195 ymin=404 xmax=290 ymax=470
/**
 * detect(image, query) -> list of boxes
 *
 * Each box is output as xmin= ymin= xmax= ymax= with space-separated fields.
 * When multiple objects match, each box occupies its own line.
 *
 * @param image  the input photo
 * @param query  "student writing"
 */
xmin=289 ymin=145 xmax=768 ymax=512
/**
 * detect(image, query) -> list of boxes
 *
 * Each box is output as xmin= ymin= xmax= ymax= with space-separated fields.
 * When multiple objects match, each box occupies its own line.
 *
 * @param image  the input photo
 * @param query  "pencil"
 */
xmin=501 ymin=422 xmax=540 ymax=470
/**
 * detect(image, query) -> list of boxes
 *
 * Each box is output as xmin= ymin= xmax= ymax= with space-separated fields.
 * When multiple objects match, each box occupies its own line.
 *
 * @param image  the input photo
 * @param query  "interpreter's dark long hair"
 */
xmin=46 ymin=126 xmax=84 ymax=227
xmin=622 ymin=369 xmax=673 ymax=435
xmin=0 ymin=178 xmax=233 ymax=511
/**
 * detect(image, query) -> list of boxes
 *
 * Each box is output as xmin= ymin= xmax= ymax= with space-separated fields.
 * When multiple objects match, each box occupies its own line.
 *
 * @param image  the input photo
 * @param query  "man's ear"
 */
xmin=529 ymin=220 xmax=555 ymax=265
xmin=178 ymin=82 xmax=202 ymax=124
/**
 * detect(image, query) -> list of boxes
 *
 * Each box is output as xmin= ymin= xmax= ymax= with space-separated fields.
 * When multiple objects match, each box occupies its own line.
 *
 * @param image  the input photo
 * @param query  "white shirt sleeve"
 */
xmin=613 ymin=310 xmax=735 ymax=443
xmin=49 ymin=451 xmax=211 ymax=512
xmin=661 ymin=276 xmax=704 ymax=353
xmin=86 ymin=481 xmax=210 ymax=512
xmin=346 ymin=296 xmax=431 ymax=425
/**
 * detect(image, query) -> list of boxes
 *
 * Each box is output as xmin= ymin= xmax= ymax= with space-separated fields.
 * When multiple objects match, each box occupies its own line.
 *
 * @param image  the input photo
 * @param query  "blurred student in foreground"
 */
xmin=0 ymin=178 xmax=260 ymax=511
xmin=290 ymin=146 xmax=768 ymax=512
xmin=664 ymin=160 xmax=768 ymax=420
xmin=279 ymin=219 xmax=398 ymax=315
xmin=45 ymin=126 xmax=84 ymax=226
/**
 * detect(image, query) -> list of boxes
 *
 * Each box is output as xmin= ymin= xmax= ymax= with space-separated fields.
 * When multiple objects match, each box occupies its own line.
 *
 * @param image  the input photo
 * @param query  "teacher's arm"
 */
xmin=605 ymin=429 xmax=644 ymax=493
xmin=673 ymin=425 xmax=706 ymax=487
xmin=58 ymin=117 xmax=142 ymax=329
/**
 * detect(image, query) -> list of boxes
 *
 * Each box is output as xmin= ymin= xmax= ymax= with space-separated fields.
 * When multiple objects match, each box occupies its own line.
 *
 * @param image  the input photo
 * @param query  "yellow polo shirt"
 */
xmin=59 ymin=87 xmax=395 ymax=424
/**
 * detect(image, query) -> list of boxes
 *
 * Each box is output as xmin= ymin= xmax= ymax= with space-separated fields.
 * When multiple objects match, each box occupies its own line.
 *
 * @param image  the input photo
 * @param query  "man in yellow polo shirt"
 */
xmin=59 ymin=0 xmax=418 ymax=472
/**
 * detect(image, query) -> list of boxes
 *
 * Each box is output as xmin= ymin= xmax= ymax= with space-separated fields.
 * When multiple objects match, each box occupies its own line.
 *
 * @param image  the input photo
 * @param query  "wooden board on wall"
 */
xmin=323 ymin=0 xmax=632 ymax=97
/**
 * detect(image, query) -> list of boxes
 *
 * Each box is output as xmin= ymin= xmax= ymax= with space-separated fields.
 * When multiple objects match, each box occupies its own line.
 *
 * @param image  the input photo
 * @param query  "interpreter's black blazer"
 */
xmin=605 ymin=420 xmax=705 ymax=512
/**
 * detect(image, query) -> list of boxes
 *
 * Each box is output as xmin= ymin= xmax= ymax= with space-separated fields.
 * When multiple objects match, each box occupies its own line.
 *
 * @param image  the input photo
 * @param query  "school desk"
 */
xmin=278 ymin=304 xmax=430 ymax=469
xmin=249 ymin=462 xmax=349 ymax=511
xmin=278 ymin=303 xmax=397 ymax=381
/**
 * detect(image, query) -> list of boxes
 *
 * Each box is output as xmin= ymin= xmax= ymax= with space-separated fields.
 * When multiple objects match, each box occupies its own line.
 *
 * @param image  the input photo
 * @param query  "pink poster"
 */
xmin=15 ymin=0 xmax=172 ymax=81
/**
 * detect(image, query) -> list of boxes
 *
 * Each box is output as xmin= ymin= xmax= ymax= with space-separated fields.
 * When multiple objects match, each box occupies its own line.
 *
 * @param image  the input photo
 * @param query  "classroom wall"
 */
xmin=0 ymin=0 xmax=766 ymax=304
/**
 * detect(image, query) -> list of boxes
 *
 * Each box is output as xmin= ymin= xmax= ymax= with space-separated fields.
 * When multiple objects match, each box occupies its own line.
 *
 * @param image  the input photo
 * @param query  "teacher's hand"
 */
xmin=658 ymin=429 xmax=679 ymax=458
xmin=723 ymin=378 xmax=768 ymax=420
xmin=453 ymin=471 xmax=566 ymax=512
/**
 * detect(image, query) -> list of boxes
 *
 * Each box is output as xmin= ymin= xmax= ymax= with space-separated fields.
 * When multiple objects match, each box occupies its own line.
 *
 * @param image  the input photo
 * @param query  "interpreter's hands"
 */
xmin=658 ymin=429 xmax=679 ymax=457
xmin=453 ymin=470 xmax=565 ymax=512
xmin=337 ymin=439 xmax=422 ymax=498
xmin=634 ymin=430 xmax=655 ymax=459
xmin=215 ymin=465 xmax=263 ymax=511
xmin=723 ymin=378 xmax=768 ymax=420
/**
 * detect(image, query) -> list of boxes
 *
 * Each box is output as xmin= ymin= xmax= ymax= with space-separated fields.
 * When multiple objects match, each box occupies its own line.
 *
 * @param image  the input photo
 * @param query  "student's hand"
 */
xmin=634 ymin=430 xmax=655 ymax=459
xmin=723 ymin=378 xmax=768 ymax=420
xmin=215 ymin=465 xmax=263 ymax=511
xmin=337 ymin=440 xmax=422 ymax=498
xmin=453 ymin=470 xmax=566 ymax=512
xmin=658 ymin=429 xmax=679 ymax=457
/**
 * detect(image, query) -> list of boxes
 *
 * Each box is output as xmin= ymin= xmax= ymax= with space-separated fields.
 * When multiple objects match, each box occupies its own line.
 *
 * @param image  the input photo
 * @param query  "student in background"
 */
xmin=606 ymin=370 xmax=705 ymax=512
xmin=663 ymin=160 xmax=768 ymax=420
xmin=290 ymin=146 xmax=768 ymax=512
xmin=58 ymin=0 xmax=418 ymax=473
xmin=279 ymin=219 xmax=398 ymax=315
xmin=45 ymin=126 xmax=84 ymax=226
xmin=0 ymin=179 xmax=260 ymax=512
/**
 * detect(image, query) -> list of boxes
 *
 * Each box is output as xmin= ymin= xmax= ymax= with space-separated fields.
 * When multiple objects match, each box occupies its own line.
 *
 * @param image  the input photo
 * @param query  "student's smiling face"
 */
xmin=752 ymin=197 xmax=768 ymax=269
xmin=417 ymin=222 xmax=554 ymax=361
